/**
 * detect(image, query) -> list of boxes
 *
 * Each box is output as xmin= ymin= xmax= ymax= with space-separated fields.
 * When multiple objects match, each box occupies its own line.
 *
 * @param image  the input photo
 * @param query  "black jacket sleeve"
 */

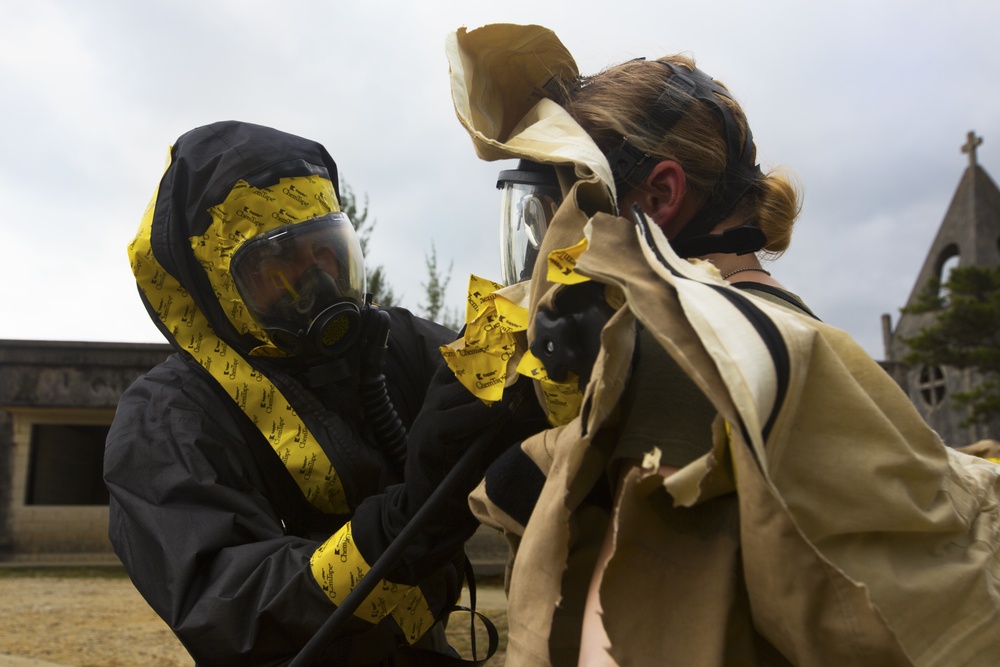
xmin=106 ymin=310 xmax=460 ymax=666
xmin=105 ymin=356 xmax=346 ymax=665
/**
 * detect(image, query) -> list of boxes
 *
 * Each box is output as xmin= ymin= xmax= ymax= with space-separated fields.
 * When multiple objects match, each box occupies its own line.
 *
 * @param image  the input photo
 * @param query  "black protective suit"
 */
xmin=104 ymin=121 xmax=512 ymax=666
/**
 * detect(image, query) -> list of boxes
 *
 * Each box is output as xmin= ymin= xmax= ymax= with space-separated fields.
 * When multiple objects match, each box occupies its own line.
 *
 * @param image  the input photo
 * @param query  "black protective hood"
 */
xmin=127 ymin=120 xmax=356 ymax=515
xmin=139 ymin=120 xmax=343 ymax=355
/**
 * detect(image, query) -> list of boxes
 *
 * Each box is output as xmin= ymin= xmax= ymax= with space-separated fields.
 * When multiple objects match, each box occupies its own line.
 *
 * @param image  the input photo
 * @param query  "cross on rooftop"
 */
xmin=962 ymin=131 xmax=983 ymax=167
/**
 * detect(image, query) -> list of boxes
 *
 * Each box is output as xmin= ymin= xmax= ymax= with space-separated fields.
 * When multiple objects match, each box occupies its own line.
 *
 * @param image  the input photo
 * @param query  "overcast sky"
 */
xmin=2 ymin=0 xmax=998 ymax=360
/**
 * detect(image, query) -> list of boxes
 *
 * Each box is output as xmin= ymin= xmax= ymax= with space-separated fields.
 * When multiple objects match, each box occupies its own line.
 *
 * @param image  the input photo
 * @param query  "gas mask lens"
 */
xmin=497 ymin=161 xmax=562 ymax=285
xmin=230 ymin=212 xmax=367 ymax=355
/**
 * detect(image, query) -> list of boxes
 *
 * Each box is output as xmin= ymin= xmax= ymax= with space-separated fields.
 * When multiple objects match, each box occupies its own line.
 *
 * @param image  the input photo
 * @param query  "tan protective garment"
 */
xmin=449 ymin=23 xmax=1000 ymax=667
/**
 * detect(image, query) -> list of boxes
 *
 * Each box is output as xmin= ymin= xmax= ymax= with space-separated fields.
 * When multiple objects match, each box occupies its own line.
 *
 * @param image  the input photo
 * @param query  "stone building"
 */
xmin=882 ymin=132 xmax=1000 ymax=446
xmin=0 ymin=340 xmax=171 ymax=562
xmin=0 ymin=339 xmax=506 ymax=571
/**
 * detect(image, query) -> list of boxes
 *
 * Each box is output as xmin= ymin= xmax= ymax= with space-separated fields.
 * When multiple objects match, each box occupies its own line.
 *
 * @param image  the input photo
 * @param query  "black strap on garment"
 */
xmin=288 ymin=400 xmax=519 ymax=667
xmin=205 ymin=363 xmax=348 ymax=537
xmin=400 ymin=557 xmax=500 ymax=666
xmin=734 ymin=283 xmax=821 ymax=321
xmin=606 ymin=60 xmax=766 ymax=258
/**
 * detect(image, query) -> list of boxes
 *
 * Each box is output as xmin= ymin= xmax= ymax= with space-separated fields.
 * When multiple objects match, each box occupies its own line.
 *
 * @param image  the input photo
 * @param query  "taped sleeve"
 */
xmin=310 ymin=521 xmax=437 ymax=644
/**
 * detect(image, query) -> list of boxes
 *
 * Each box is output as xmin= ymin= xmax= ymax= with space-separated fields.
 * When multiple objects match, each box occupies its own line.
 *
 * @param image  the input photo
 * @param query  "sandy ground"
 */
xmin=0 ymin=576 xmax=192 ymax=667
xmin=0 ymin=574 xmax=507 ymax=667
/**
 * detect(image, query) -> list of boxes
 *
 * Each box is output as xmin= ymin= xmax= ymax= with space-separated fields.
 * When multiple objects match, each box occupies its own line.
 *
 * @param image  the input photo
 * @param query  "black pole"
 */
xmin=289 ymin=396 xmax=518 ymax=667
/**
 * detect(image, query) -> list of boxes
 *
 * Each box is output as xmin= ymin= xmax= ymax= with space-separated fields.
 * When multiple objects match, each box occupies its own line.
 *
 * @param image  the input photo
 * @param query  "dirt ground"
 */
xmin=0 ymin=574 xmax=192 ymax=667
xmin=0 ymin=571 xmax=507 ymax=666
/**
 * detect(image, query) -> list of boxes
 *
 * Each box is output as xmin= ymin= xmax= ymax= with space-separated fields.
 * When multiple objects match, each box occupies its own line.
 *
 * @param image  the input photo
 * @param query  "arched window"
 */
xmin=917 ymin=365 xmax=947 ymax=407
xmin=937 ymin=245 xmax=960 ymax=304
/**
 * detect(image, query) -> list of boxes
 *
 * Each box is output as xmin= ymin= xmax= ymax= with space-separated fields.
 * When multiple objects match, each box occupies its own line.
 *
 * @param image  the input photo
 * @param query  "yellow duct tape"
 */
xmin=441 ymin=275 xmax=529 ymax=404
xmin=310 ymin=522 xmax=434 ymax=642
xmin=515 ymin=349 xmax=583 ymax=427
xmin=440 ymin=251 xmax=596 ymax=424
xmin=546 ymin=237 xmax=590 ymax=284
xmin=193 ymin=174 xmax=340 ymax=355
xmin=520 ymin=238 xmax=597 ymax=425
xmin=128 ymin=162 xmax=349 ymax=514
xmin=391 ymin=585 xmax=436 ymax=645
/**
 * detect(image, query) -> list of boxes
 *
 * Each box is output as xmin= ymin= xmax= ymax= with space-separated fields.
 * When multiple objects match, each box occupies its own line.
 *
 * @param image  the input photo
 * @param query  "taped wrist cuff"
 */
xmin=309 ymin=521 xmax=435 ymax=644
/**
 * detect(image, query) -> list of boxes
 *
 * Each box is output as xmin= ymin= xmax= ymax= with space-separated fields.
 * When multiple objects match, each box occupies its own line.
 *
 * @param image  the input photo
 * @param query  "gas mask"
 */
xmin=230 ymin=212 xmax=367 ymax=357
xmin=497 ymin=160 xmax=562 ymax=285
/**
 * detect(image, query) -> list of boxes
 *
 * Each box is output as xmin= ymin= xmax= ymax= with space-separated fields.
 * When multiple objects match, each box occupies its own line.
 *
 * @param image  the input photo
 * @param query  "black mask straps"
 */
xmin=606 ymin=60 xmax=766 ymax=258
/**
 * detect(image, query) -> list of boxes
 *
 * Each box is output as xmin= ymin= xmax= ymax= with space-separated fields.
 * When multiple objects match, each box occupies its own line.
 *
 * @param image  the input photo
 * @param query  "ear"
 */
xmin=641 ymin=160 xmax=688 ymax=234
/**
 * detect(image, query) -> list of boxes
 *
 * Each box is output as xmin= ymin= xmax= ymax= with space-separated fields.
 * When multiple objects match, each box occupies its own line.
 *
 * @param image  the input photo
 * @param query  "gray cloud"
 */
xmin=2 ymin=0 xmax=998 ymax=360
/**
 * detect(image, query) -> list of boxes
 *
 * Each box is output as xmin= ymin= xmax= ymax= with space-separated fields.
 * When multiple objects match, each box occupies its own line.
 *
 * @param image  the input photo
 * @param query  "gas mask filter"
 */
xmin=230 ymin=212 xmax=367 ymax=357
xmin=497 ymin=160 xmax=562 ymax=285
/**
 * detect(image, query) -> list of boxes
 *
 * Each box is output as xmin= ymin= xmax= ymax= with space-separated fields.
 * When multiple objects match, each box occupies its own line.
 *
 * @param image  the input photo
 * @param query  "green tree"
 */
xmin=901 ymin=264 xmax=1000 ymax=426
xmin=340 ymin=180 xmax=397 ymax=307
xmin=421 ymin=242 xmax=461 ymax=331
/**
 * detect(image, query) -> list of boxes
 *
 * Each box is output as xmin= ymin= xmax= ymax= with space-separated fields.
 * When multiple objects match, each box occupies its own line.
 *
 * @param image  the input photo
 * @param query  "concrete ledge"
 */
xmin=0 ymin=530 xmax=511 ymax=580
xmin=0 ymin=552 xmax=122 ymax=567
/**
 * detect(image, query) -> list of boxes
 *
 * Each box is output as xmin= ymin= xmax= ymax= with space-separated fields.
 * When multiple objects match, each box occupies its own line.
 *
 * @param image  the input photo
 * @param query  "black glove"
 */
xmin=409 ymin=366 xmax=522 ymax=505
xmin=351 ymin=364 xmax=547 ymax=584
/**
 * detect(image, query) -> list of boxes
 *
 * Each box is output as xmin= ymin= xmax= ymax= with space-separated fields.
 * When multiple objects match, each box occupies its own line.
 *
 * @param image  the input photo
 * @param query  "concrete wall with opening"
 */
xmin=0 ymin=340 xmax=171 ymax=562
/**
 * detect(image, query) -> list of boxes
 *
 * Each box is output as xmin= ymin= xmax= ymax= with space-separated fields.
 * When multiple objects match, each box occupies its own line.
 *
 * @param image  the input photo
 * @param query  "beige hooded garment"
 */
xmin=448 ymin=24 xmax=1000 ymax=667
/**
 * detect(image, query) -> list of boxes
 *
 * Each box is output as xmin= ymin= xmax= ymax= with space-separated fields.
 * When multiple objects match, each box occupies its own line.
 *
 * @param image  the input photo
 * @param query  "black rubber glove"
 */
xmin=351 ymin=364 xmax=547 ymax=584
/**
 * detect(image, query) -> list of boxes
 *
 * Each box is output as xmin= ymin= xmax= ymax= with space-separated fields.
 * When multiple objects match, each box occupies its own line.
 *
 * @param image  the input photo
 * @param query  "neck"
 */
xmin=722 ymin=265 xmax=770 ymax=279
xmin=701 ymin=252 xmax=780 ymax=286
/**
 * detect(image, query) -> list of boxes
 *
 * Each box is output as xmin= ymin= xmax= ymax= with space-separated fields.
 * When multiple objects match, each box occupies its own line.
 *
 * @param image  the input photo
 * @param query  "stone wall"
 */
xmin=0 ymin=340 xmax=512 ymax=573
xmin=0 ymin=340 xmax=172 ymax=561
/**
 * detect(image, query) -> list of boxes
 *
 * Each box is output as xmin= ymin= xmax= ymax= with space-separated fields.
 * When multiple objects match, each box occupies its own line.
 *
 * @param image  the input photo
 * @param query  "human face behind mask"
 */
xmin=246 ymin=227 xmax=342 ymax=312
xmin=231 ymin=212 xmax=367 ymax=356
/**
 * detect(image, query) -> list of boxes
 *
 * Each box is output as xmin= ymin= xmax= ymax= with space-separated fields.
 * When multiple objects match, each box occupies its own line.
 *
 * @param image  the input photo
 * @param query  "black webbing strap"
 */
xmin=606 ymin=60 xmax=766 ymax=258
xmin=289 ymin=400 xmax=518 ymax=666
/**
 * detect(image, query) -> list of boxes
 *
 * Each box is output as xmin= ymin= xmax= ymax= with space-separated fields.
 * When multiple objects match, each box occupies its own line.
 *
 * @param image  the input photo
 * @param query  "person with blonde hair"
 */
xmin=452 ymin=23 xmax=1000 ymax=667
xmin=470 ymin=41 xmax=819 ymax=664
xmin=559 ymin=53 xmax=815 ymax=667
xmin=563 ymin=55 xmax=811 ymax=665
xmin=561 ymin=54 xmax=801 ymax=281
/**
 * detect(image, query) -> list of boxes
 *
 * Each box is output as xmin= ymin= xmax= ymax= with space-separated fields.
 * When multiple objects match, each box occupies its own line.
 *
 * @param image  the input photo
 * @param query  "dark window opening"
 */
xmin=937 ymin=247 xmax=960 ymax=305
xmin=26 ymin=424 xmax=111 ymax=505
xmin=918 ymin=365 xmax=947 ymax=407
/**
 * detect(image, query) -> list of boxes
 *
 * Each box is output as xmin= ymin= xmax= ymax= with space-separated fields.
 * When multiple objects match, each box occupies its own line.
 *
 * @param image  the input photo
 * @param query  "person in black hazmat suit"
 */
xmin=104 ymin=120 xmax=544 ymax=666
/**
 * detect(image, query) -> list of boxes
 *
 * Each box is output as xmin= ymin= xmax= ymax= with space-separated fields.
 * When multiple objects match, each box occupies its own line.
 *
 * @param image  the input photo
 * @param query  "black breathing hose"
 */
xmin=358 ymin=307 xmax=408 ymax=473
